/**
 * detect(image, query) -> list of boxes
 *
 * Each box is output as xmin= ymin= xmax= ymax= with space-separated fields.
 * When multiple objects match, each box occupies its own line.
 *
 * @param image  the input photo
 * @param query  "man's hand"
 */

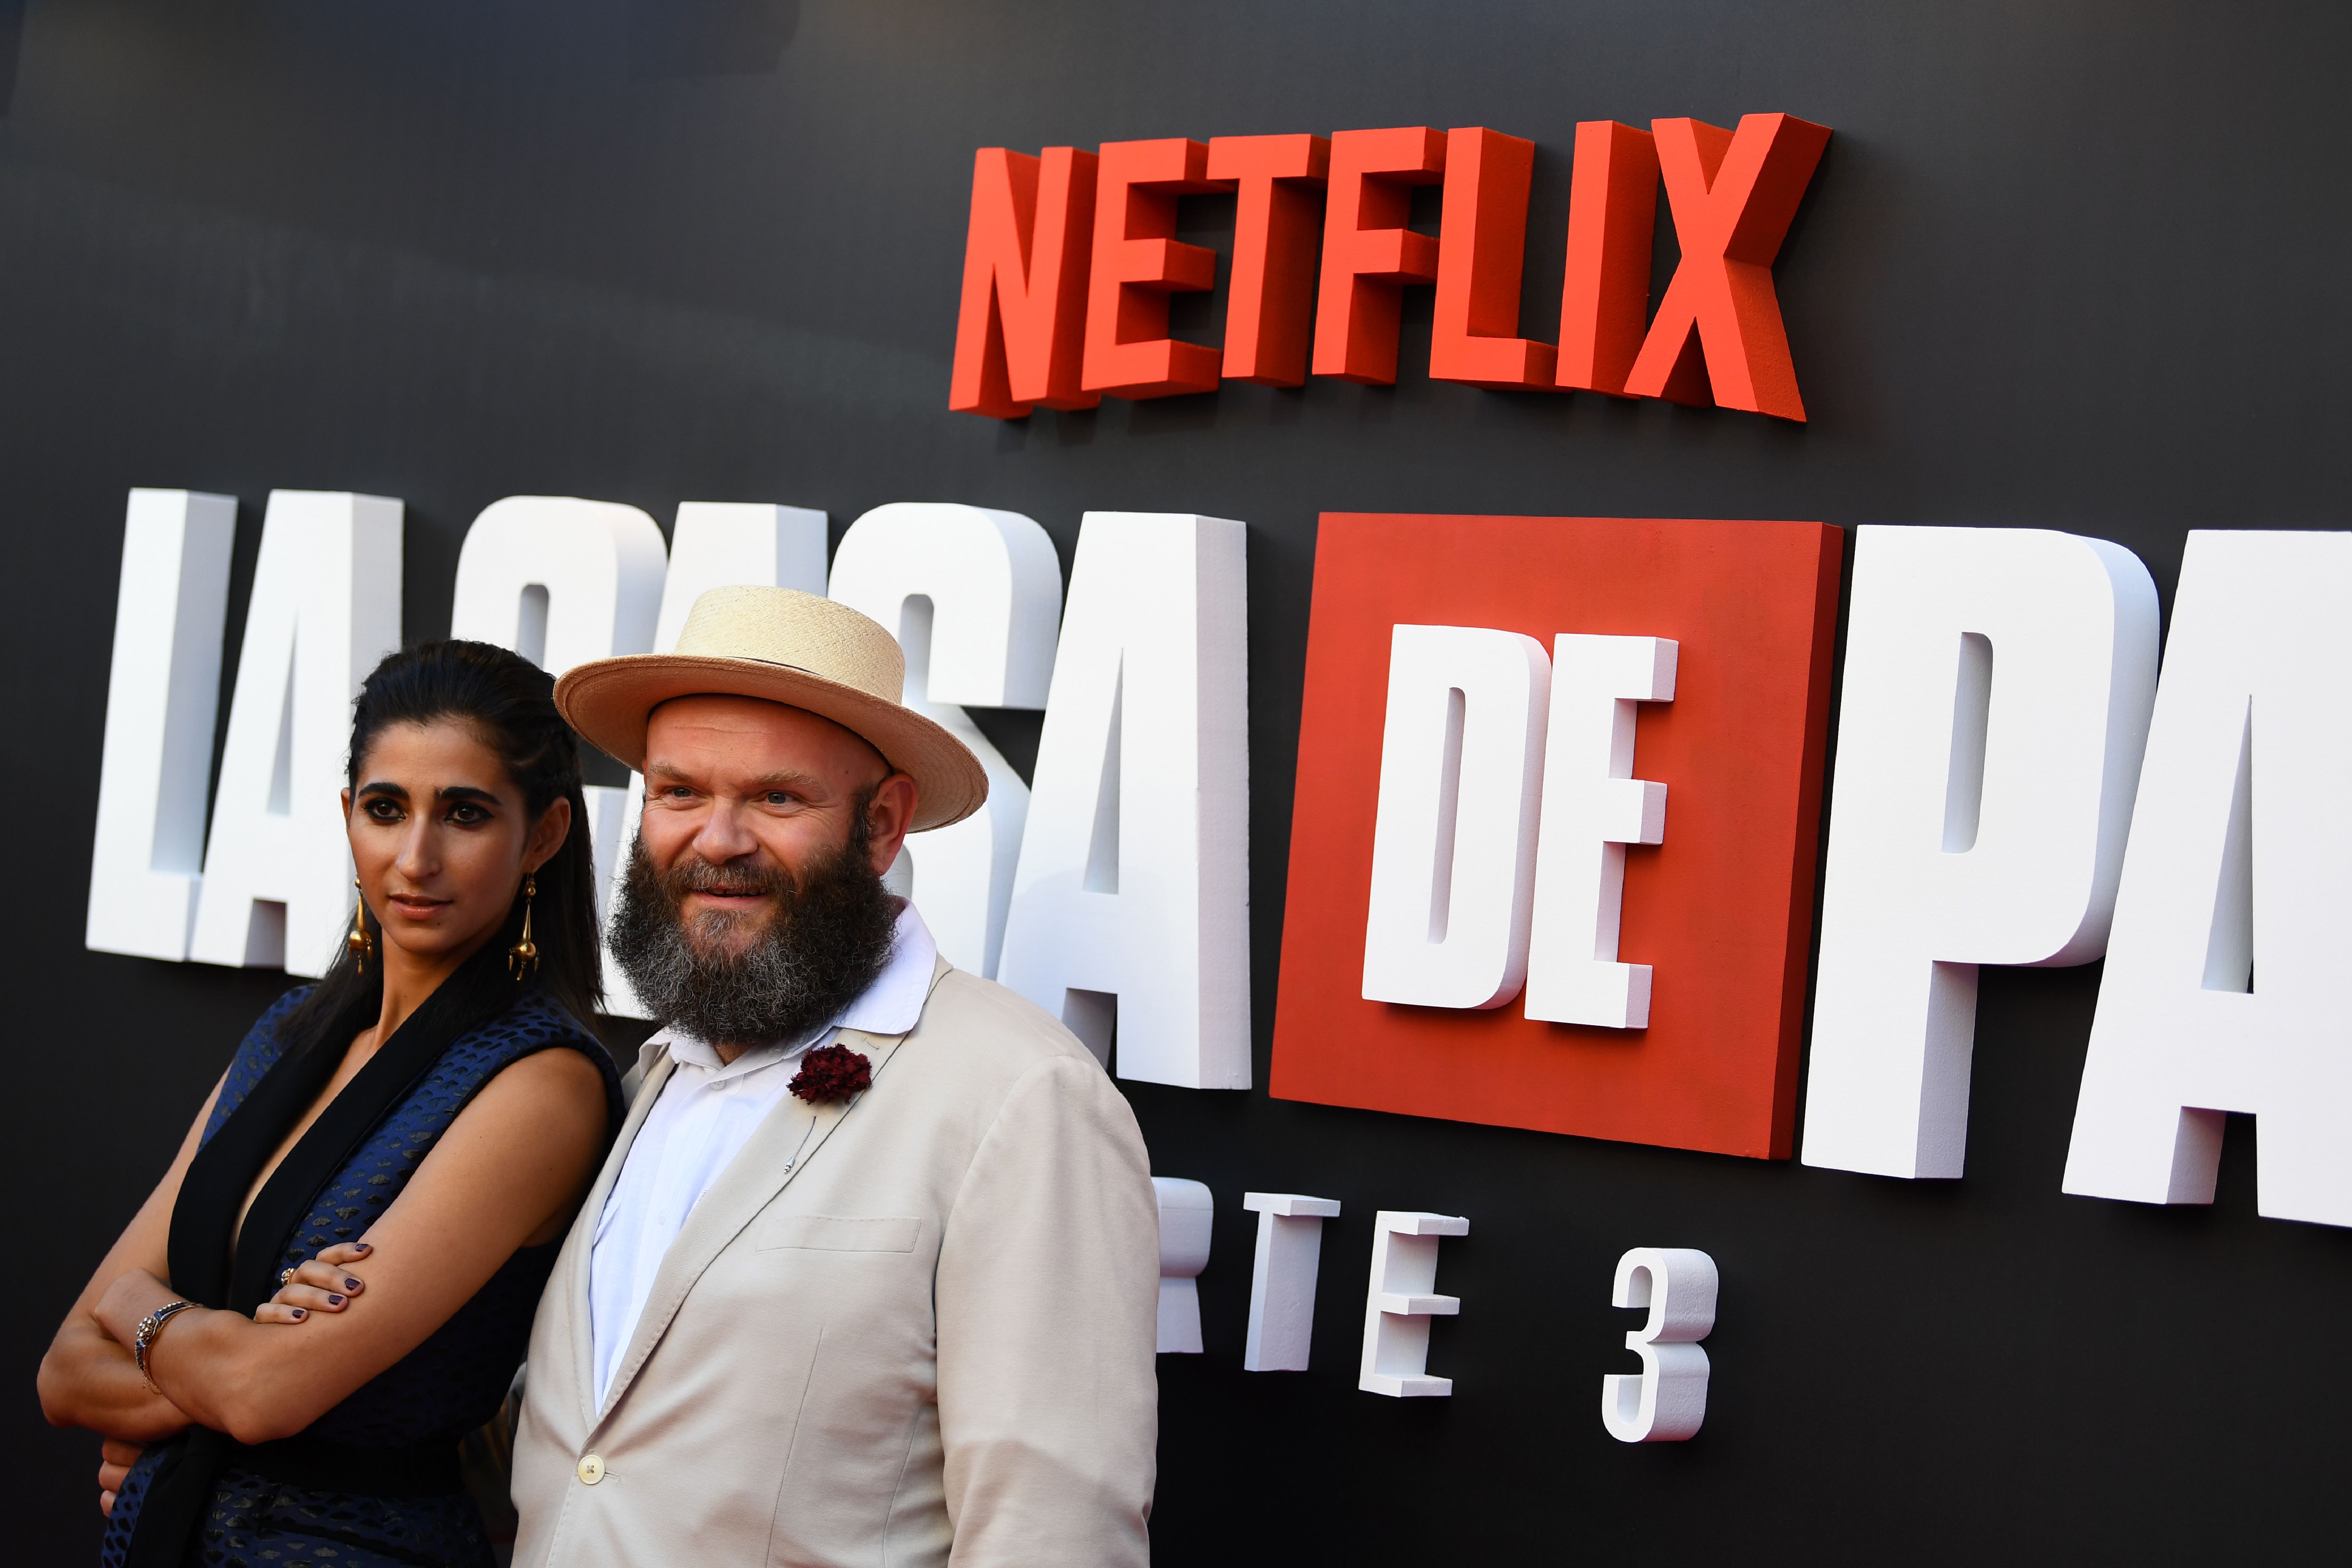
xmin=98 ymin=1438 xmax=142 ymax=1517
xmin=256 ymin=1241 xmax=373 ymax=1325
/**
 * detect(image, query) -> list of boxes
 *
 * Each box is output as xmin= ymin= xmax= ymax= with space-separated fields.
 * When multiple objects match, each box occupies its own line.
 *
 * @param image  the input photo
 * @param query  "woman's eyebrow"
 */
xmin=434 ymin=785 xmax=502 ymax=805
xmin=355 ymin=780 xmax=408 ymax=800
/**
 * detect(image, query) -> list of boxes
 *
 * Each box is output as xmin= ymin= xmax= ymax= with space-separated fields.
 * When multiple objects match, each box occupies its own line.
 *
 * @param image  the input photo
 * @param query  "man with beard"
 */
xmin=506 ymin=586 xmax=1160 ymax=1568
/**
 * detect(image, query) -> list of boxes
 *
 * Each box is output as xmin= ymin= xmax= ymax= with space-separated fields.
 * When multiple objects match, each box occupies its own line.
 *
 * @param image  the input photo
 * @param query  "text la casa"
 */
xmin=90 ymin=490 xmax=1248 ymax=1093
xmin=84 ymin=490 xmax=2352 ymax=1229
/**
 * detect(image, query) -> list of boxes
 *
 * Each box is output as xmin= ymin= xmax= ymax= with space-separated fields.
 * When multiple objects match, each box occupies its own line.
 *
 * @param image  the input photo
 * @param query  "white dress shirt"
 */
xmin=587 ymin=901 xmax=937 ymax=1409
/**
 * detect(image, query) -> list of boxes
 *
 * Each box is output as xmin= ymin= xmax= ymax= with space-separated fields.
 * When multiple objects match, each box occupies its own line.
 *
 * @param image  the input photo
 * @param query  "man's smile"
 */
xmin=683 ymin=887 xmax=773 ymax=910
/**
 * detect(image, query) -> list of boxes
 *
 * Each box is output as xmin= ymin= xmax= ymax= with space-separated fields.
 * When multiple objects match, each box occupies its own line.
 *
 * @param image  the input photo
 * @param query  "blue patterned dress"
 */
xmin=102 ymin=987 xmax=621 ymax=1568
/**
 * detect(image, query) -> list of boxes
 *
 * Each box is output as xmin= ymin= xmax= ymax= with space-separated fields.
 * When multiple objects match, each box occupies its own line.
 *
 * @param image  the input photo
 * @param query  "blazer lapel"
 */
xmin=591 ymin=1021 xmax=923 ymax=1427
xmin=566 ymin=1048 xmax=678 ymax=1432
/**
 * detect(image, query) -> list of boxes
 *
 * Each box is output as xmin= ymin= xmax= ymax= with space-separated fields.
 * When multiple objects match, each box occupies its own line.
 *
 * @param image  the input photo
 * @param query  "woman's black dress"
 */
xmin=101 ymin=977 xmax=620 ymax=1567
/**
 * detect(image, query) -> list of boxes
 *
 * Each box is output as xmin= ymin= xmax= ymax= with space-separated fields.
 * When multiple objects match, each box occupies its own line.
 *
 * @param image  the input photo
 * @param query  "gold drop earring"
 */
xmin=347 ymin=878 xmax=373 ymax=973
xmin=509 ymin=874 xmax=540 ymax=979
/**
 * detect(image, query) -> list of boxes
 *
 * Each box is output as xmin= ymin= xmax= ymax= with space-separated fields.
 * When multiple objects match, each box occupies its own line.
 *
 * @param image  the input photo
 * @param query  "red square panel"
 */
xmin=1270 ymin=514 xmax=1842 ymax=1158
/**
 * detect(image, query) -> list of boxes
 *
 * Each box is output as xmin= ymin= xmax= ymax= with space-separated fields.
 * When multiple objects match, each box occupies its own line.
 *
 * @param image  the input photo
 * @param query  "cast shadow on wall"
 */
xmin=629 ymin=0 xmax=797 ymax=80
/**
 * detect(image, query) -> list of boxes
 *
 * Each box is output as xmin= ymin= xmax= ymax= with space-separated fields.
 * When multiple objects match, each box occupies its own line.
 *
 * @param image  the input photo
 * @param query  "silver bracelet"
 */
xmin=133 ymin=1299 xmax=196 ymax=1394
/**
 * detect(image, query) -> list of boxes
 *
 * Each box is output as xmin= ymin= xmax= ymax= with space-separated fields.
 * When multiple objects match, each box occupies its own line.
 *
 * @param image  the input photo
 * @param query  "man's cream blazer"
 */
xmin=510 ymin=962 xmax=1160 ymax=1567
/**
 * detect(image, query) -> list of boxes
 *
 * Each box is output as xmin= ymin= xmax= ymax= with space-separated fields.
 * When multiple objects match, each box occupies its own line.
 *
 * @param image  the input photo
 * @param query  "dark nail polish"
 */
xmin=345 ymin=1279 xmax=362 ymax=1291
xmin=291 ymin=1308 xmax=306 ymax=1320
xmin=353 ymin=1243 xmax=371 ymax=1254
xmin=327 ymin=1294 xmax=345 ymax=1306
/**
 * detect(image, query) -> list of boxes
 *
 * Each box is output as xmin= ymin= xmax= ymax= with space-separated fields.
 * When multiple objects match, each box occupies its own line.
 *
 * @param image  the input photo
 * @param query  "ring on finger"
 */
xmin=279 ymin=1267 xmax=295 ymax=1285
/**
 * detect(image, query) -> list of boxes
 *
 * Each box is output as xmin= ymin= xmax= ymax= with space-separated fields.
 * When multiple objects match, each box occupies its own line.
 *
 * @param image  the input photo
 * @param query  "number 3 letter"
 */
xmin=1602 ymin=1247 xmax=1718 ymax=1442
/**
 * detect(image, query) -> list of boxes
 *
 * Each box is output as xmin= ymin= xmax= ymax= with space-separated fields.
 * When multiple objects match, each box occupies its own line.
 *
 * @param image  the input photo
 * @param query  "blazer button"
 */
xmin=577 ymin=1452 xmax=606 ymax=1486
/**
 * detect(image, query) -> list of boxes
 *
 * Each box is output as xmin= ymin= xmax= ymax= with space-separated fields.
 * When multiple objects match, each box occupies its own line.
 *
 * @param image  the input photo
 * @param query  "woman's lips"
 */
xmin=386 ymin=894 xmax=451 ymax=917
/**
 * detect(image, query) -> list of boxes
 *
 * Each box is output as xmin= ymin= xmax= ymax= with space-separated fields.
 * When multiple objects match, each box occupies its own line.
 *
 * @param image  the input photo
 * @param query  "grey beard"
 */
xmin=607 ymin=828 xmax=900 ymax=1050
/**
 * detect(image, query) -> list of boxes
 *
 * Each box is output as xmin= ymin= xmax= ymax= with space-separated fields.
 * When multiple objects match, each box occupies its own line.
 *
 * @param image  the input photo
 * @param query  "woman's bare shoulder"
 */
xmin=463 ymin=1043 xmax=610 ymax=1131
xmin=393 ymin=1044 xmax=610 ymax=1238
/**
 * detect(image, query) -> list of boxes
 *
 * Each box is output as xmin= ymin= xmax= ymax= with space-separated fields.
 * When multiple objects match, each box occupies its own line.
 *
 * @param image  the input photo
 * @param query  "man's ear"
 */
xmin=864 ymin=773 xmax=919 ymax=876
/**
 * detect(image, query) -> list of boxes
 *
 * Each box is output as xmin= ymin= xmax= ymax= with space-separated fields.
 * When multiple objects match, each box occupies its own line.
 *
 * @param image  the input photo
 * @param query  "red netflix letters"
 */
xmin=1311 ymin=127 xmax=1447 ymax=386
xmin=949 ymin=147 xmax=1100 ymax=416
xmin=1428 ymin=127 xmax=1555 ymax=391
xmin=1622 ymin=114 xmax=1832 ymax=419
xmin=1081 ymin=139 xmax=1225 ymax=400
xmin=1555 ymin=121 xmax=1661 ymax=397
xmin=1206 ymin=134 xmax=1330 ymax=387
xmin=950 ymin=113 xmax=1830 ymax=421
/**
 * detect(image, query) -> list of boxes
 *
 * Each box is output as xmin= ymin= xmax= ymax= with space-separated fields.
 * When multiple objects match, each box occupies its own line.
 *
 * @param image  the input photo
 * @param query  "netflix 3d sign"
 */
xmin=950 ymin=115 xmax=1833 ymax=422
xmin=82 ymin=487 xmax=2352 ymax=1232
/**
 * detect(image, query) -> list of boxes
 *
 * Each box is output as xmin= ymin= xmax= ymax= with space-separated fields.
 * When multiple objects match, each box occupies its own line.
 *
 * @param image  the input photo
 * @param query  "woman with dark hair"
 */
xmin=39 ymin=640 xmax=623 ymax=1568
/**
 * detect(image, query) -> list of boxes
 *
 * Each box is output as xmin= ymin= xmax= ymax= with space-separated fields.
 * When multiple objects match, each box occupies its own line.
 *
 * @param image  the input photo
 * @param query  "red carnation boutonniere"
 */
xmin=789 ymin=1043 xmax=873 ymax=1105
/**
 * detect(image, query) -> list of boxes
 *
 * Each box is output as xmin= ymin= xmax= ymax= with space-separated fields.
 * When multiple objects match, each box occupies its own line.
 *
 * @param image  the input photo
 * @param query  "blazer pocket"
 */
xmin=756 ymin=1212 xmax=923 ymax=1253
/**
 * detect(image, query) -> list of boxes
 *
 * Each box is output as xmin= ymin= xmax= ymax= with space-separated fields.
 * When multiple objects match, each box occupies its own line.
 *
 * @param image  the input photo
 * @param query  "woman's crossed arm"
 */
xmin=46 ymin=1045 xmax=607 ymax=1449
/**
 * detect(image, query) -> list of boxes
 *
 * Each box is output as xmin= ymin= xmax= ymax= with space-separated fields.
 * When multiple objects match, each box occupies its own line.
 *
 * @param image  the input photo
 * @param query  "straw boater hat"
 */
xmin=554 ymin=585 xmax=988 ymax=833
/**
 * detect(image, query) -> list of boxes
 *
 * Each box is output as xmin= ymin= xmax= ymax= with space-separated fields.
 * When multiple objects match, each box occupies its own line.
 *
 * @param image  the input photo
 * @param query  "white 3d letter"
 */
xmin=1361 ymin=625 xmax=1551 ymax=1010
xmin=1802 ymin=527 xmax=2158 ymax=1179
xmin=1153 ymin=1177 xmax=1214 ymax=1354
xmin=1359 ymin=1210 xmax=1468 ymax=1397
xmin=829 ymin=502 xmax=1063 ymax=979
xmin=87 ymin=490 xmax=235 ymax=962
xmin=1602 ymin=1247 xmax=1718 ymax=1443
xmin=997 ymin=512 xmax=1251 ymax=1089
xmin=2064 ymin=531 xmax=2352 ymax=1226
xmin=1524 ymin=635 xmax=1677 ymax=1027
xmin=448 ymin=495 xmax=668 ymax=677
xmin=452 ymin=497 xmax=668 ymax=1009
xmin=657 ymin=504 xmax=829 ymax=651
xmin=188 ymin=492 xmax=404 ymax=976
xmin=1242 ymin=1192 xmax=1340 ymax=1372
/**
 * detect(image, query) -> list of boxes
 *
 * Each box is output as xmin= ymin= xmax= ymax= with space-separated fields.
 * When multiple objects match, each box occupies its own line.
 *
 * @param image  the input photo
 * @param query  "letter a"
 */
xmin=2065 ymin=531 xmax=2352 ymax=1227
xmin=996 ymin=512 xmax=1251 ymax=1089
xmin=188 ymin=491 xmax=403 ymax=977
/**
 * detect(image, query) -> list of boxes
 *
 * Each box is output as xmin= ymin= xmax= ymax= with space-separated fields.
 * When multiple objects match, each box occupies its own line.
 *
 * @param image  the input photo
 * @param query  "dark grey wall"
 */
xmin=6 ymin=2 xmax=2348 ymax=1561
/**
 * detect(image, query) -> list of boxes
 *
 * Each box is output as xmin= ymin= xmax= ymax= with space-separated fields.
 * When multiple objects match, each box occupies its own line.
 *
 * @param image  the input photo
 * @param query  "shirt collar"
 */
xmin=834 ymin=898 xmax=937 ymax=1036
xmin=637 ymin=900 xmax=938 ymax=1079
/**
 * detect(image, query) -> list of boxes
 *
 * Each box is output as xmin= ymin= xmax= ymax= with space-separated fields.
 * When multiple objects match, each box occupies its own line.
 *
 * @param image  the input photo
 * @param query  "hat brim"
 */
xmin=555 ymin=655 xmax=989 ymax=833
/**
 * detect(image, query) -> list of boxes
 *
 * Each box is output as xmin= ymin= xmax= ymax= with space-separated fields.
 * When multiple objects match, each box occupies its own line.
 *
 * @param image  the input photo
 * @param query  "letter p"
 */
xmin=1800 ymin=527 xmax=2159 ymax=1179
